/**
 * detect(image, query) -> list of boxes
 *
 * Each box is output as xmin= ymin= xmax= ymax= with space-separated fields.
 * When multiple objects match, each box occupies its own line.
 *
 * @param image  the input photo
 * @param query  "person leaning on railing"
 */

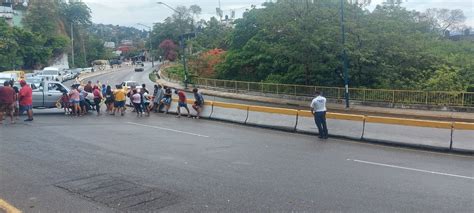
xmin=311 ymin=91 xmax=329 ymax=139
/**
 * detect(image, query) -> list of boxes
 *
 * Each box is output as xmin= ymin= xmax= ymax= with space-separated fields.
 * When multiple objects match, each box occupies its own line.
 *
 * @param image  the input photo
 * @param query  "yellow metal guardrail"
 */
xmin=162 ymin=69 xmax=474 ymax=108
xmin=453 ymin=122 xmax=474 ymax=130
xmin=179 ymin=99 xmax=470 ymax=130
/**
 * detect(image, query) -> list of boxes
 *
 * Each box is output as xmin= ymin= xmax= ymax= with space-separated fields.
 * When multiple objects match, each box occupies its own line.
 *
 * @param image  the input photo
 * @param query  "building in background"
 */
xmin=104 ymin=41 xmax=116 ymax=49
xmin=0 ymin=0 xmax=28 ymax=27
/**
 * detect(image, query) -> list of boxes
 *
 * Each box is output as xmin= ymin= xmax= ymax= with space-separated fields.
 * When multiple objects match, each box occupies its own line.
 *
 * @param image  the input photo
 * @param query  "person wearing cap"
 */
xmin=19 ymin=80 xmax=34 ymax=122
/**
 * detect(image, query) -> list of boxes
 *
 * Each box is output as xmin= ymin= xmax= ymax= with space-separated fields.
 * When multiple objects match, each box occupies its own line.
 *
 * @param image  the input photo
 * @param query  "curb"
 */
xmin=204 ymin=115 xmax=474 ymax=156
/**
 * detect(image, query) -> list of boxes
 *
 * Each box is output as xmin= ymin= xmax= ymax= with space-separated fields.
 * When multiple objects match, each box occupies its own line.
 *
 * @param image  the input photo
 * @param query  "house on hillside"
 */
xmin=0 ymin=0 xmax=27 ymax=27
xmin=104 ymin=41 xmax=116 ymax=49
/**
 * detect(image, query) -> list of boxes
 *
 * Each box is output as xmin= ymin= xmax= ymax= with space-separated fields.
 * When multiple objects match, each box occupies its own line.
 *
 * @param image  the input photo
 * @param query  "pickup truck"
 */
xmin=32 ymin=81 xmax=70 ymax=108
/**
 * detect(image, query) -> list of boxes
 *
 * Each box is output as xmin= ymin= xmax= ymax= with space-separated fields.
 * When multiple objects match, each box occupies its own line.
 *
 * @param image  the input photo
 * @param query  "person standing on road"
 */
xmin=93 ymin=85 xmax=103 ymax=116
xmin=0 ymin=81 xmax=16 ymax=124
xmin=12 ymin=85 xmax=19 ymax=121
xmin=131 ymin=89 xmax=143 ymax=116
xmin=311 ymin=91 xmax=328 ymax=139
xmin=176 ymin=89 xmax=190 ymax=118
xmin=78 ymin=87 xmax=88 ymax=115
xmin=192 ymin=88 xmax=204 ymax=119
xmin=101 ymin=84 xmax=107 ymax=97
xmin=105 ymin=85 xmax=114 ymax=114
xmin=113 ymin=85 xmax=126 ymax=116
xmin=84 ymin=81 xmax=93 ymax=93
xmin=19 ymin=80 xmax=34 ymax=122
xmin=61 ymin=92 xmax=71 ymax=115
xmin=161 ymin=86 xmax=172 ymax=114
xmin=69 ymin=85 xmax=81 ymax=116
xmin=153 ymin=85 xmax=164 ymax=113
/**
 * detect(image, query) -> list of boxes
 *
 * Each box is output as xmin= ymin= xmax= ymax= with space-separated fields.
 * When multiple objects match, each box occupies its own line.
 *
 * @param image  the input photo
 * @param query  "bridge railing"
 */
xmin=161 ymin=70 xmax=474 ymax=107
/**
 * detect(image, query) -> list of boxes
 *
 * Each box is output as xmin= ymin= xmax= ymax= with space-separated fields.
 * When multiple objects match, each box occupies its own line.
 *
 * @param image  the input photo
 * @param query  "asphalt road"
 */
xmin=2 ymin=63 xmax=471 ymax=212
xmin=78 ymin=63 xmax=473 ymax=151
xmin=0 ymin=110 xmax=473 ymax=212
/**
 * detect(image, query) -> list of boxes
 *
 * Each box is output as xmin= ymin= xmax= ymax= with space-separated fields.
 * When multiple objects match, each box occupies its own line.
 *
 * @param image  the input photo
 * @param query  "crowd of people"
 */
xmin=1 ymin=78 xmax=329 ymax=140
xmin=0 ymin=80 xmax=34 ymax=124
xmin=61 ymin=81 xmax=205 ymax=119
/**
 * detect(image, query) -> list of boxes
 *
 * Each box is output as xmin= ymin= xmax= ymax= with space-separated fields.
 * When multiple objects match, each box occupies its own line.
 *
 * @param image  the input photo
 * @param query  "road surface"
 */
xmin=79 ymin=63 xmax=473 ymax=151
xmin=0 ymin=63 xmax=473 ymax=212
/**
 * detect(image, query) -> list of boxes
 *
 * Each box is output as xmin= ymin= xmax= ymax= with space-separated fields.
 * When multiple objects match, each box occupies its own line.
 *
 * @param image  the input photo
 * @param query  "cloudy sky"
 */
xmin=82 ymin=0 xmax=473 ymax=29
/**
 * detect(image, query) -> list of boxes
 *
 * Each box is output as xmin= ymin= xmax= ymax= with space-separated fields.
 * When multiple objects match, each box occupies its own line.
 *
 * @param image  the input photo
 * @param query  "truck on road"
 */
xmin=32 ymin=81 xmax=70 ymax=108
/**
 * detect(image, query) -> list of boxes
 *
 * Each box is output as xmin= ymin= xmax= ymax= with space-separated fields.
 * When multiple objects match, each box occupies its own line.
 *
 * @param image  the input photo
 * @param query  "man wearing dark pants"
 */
xmin=311 ymin=91 xmax=328 ymax=139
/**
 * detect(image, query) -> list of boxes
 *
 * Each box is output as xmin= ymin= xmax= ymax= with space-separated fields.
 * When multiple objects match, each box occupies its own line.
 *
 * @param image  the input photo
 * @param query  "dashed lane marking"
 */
xmin=127 ymin=122 xmax=210 ymax=138
xmin=347 ymin=159 xmax=474 ymax=180
xmin=0 ymin=199 xmax=21 ymax=213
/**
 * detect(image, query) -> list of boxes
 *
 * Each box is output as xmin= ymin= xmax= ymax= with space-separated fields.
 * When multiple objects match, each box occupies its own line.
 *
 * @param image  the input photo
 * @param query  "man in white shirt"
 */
xmin=310 ymin=91 xmax=328 ymax=139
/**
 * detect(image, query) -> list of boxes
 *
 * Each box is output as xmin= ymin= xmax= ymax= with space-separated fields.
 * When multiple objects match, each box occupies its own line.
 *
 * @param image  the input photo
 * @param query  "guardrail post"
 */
xmin=205 ymin=78 xmax=208 ymax=88
xmin=337 ymin=88 xmax=342 ymax=101
xmin=425 ymin=92 xmax=429 ymax=105
xmin=363 ymin=89 xmax=366 ymax=102
xmin=392 ymin=91 xmax=395 ymax=105
xmin=277 ymin=84 xmax=279 ymax=95
xmin=247 ymin=82 xmax=250 ymax=92
xmin=234 ymin=81 xmax=237 ymax=92
xmin=461 ymin=92 xmax=464 ymax=107
xmin=294 ymin=85 xmax=297 ymax=96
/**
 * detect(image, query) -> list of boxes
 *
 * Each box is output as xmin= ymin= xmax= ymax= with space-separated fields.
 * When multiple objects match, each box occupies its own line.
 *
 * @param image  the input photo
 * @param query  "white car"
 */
xmin=82 ymin=67 xmax=94 ymax=73
xmin=121 ymin=81 xmax=142 ymax=90
xmin=37 ymin=67 xmax=63 ymax=82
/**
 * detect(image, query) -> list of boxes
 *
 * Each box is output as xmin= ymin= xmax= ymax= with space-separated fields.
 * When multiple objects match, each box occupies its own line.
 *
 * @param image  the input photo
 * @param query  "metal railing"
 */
xmin=161 ymin=71 xmax=474 ymax=107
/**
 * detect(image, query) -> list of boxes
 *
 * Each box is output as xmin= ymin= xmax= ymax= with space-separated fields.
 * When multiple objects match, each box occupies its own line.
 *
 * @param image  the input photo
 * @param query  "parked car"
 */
xmin=3 ymin=70 xmax=26 ymax=80
xmin=134 ymin=67 xmax=144 ymax=72
xmin=82 ymin=67 xmax=94 ymax=73
xmin=37 ymin=67 xmax=63 ymax=82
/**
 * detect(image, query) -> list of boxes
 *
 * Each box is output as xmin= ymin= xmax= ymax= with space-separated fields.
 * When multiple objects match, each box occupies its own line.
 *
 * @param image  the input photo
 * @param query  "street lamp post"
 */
xmin=340 ymin=0 xmax=350 ymax=108
xmin=137 ymin=23 xmax=154 ymax=67
xmin=157 ymin=1 xmax=189 ymax=89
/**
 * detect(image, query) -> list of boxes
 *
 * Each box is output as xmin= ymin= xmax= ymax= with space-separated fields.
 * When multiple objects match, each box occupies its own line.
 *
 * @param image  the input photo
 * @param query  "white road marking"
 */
xmin=347 ymin=159 xmax=474 ymax=180
xmin=127 ymin=122 xmax=210 ymax=138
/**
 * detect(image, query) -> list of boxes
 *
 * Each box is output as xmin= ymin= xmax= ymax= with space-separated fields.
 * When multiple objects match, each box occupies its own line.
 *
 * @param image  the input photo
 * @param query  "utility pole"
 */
xmin=157 ymin=2 xmax=189 ymax=88
xmin=137 ymin=23 xmax=154 ymax=67
xmin=71 ymin=23 xmax=75 ymax=68
xmin=340 ymin=0 xmax=350 ymax=108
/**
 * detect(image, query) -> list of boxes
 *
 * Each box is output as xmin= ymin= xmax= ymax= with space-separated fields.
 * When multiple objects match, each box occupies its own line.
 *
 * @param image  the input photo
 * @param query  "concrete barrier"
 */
xmin=246 ymin=106 xmax=298 ymax=130
xmin=210 ymin=102 xmax=249 ymax=124
xmin=297 ymin=111 xmax=365 ymax=139
xmin=363 ymin=116 xmax=452 ymax=149
xmin=452 ymin=122 xmax=474 ymax=151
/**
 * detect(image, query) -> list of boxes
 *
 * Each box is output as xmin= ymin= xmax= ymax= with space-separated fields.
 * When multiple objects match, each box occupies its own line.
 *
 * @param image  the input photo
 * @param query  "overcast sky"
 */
xmin=82 ymin=0 xmax=473 ymax=29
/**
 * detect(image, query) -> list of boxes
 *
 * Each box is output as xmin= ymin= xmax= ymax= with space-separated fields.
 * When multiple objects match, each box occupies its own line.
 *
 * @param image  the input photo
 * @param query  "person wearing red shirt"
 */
xmin=175 ymin=89 xmax=190 ymax=118
xmin=19 ymin=80 xmax=34 ymax=122
xmin=0 ymin=81 xmax=16 ymax=124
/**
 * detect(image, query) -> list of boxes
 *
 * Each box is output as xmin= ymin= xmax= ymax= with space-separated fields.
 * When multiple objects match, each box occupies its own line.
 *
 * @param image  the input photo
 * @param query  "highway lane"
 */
xmin=0 ymin=112 xmax=473 ymax=212
xmin=78 ymin=63 xmax=473 ymax=151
